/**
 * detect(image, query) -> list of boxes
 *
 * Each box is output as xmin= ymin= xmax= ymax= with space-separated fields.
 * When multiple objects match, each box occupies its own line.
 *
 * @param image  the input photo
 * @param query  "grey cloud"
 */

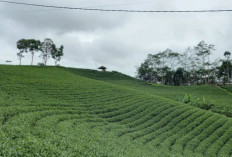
xmin=0 ymin=1 xmax=129 ymax=34
xmin=0 ymin=0 xmax=232 ymax=76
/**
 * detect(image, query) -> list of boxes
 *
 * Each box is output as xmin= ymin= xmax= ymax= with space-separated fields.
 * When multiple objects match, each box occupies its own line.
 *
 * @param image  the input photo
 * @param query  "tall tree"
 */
xmin=17 ymin=39 xmax=28 ymax=65
xmin=27 ymin=39 xmax=41 ymax=66
xmin=167 ymin=51 xmax=180 ymax=70
xmin=157 ymin=50 xmax=168 ymax=84
xmin=163 ymin=66 xmax=174 ymax=85
xmin=180 ymin=47 xmax=197 ymax=85
xmin=173 ymin=68 xmax=184 ymax=86
xmin=224 ymin=51 xmax=231 ymax=83
xmin=194 ymin=41 xmax=215 ymax=84
xmin=209 ymin=59 xmax=221 ymax=84
xmin=51 ymin=44 xmax=64 ymax=65
xmin=137 ymin=60 xmax=154 ymax=82
xmin=158 ymin=49 xmax=179 ymax=84
xmin=180 ymin=47 xmax=193 ymax=72
xmin=41 ymin=38 xmax=54 ymax=65
xmin=219 ymin=61 xmax=232 ymax=85
xmin=17 ymin=52 xmax=24 ymax=65
xmin=17 ymin=39 xmax=40 ymax=65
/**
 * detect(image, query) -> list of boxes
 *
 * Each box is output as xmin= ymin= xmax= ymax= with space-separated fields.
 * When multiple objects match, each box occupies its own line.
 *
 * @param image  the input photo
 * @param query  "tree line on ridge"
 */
xmin=17 ymin=38 xmax=64 ymax=66
xmin=137 ymin=41 xmax=231 ymax=86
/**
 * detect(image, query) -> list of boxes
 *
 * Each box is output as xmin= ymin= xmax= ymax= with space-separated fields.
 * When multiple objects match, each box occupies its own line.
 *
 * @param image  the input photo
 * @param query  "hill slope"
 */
xmin=0 ymin=65 xmax=232 ymax=157
xmin=67 ymin=67 xmax=232 ymax=117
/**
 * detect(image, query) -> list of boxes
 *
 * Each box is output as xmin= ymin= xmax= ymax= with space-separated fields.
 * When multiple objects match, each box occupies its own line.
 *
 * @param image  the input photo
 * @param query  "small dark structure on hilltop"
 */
xmin=98 ymin=66 xmax=107 ymax=72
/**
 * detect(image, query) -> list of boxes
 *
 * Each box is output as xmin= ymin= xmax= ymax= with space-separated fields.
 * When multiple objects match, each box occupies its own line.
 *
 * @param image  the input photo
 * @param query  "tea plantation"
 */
xmin=0 ymin=65 xmax=232 ymax=157
xmin=68 ymin=68 xmax=232 ymax=117
xmin=222 ymin=86 xmax=232 ymax=93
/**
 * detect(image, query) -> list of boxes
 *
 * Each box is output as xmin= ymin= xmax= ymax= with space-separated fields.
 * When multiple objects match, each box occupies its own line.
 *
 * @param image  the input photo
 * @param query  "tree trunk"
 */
xmin=194 ymin=71 xmax=196 ymax=85
xmin=31 ymin=52 xmax=34 ymax=66
xmin=45 ymin=53 xmax=47 ymax=66
xmin=19 ymin=57 xmax=22 ymax=65
xmin=224 ymin=69 xmax=226 ymax=86
xmin=227 ymin=60 xmax=229 ymax=83
xmin=207 ymin=55 xmax=210 ymax=85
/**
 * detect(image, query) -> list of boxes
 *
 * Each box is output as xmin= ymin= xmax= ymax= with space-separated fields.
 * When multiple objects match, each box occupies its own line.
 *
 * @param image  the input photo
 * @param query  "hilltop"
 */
xmin=0 ymin=65 xmax=232 ymax=157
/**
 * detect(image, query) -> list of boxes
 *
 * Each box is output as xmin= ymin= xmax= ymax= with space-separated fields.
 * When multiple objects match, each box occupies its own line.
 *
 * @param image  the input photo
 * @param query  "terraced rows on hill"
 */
xmin=67 ymin=68 xmax=232 ymax=118
xmin=0 ymin=65 xmax=232 ymax=157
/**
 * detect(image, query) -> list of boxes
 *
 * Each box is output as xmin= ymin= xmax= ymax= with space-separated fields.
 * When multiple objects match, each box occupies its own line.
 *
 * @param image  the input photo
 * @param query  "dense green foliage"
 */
xmin=1 ymin=65 xmax=232 ymax=156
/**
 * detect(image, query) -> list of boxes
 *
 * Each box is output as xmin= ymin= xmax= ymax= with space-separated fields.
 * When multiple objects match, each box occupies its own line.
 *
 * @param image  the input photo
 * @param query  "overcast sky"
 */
xmin=0 ymin=0 xmax=232 ymax=76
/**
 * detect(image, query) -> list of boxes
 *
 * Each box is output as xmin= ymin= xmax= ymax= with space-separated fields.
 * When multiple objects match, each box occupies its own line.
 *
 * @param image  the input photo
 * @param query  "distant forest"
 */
xmin=137 ymin=41 xmax=231 ymax=86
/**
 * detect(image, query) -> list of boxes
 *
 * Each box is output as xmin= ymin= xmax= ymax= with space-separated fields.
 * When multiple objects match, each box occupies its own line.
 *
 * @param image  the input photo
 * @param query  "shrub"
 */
xmin=179 ymin=94 xmax=215 ymax=110
xmin=180 ymin=94 xmax=192 ymax=104
xmin=37 ymin=62 xmax=45 ymax=66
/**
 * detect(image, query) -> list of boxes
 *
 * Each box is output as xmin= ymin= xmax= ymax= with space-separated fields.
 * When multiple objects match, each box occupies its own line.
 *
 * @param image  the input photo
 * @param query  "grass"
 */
xmin=0 ymin=65 xmax=232 ymax=156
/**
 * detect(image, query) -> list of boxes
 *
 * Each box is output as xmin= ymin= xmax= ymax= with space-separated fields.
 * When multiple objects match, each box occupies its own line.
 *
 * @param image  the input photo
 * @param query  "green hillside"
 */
xmin=1 ymin=65 xmax=232 ymax=157
xmin=222 ymin=86 xmax=232 ymax=93
xmin=67 ymin=67 xmax=232 ymax=117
